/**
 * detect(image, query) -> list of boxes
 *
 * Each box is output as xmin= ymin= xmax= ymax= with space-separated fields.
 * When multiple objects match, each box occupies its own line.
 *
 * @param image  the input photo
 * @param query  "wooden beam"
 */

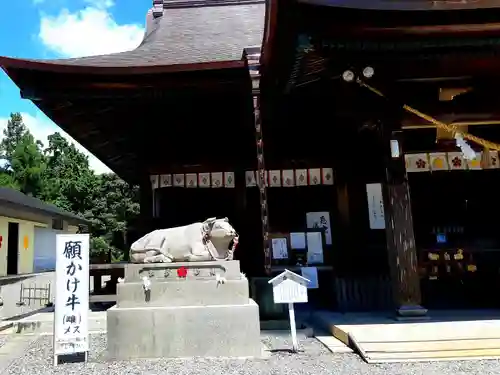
xmin=298 ymin=0 xmax=500 ymax=12
xmin=326 ymin=22 xmax=500 ymax=38
xmin=20 ymin=77 xmax=245 ymax=101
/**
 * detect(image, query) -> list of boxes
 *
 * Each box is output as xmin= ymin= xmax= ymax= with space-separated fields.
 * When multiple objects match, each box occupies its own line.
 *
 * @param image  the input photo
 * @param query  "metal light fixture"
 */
xmin=342 ymin=70 xmax=355 ymax=82
xmin=362 ymin=66 xmax=374 ymax=79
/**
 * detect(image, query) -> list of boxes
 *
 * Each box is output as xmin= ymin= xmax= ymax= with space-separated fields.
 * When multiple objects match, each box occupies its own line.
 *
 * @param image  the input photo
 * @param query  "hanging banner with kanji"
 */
xmin=53 ymin=234 xmax=89 ymax=358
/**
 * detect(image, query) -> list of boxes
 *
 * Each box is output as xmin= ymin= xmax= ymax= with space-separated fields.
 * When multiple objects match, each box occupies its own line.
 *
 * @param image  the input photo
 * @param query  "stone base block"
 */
xmin=116 ymin=278 xmax=250 ymax=307
xmin=107 ymin=299 xmax=261 ymax=359
xmin=397 ymin=305 xmax=428 ymax=317
xmin=124 ymin=261 xmax=242 ymax=282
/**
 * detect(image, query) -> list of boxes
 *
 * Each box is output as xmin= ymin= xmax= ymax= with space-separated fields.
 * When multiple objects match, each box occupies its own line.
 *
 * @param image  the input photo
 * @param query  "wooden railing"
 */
xmin=333 ymin=276 xmax=393 ymax=312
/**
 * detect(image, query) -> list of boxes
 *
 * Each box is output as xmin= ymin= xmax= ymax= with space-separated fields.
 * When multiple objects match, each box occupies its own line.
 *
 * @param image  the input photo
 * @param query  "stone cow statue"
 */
xmin=130 ymin=217 xmax=239 ymax=263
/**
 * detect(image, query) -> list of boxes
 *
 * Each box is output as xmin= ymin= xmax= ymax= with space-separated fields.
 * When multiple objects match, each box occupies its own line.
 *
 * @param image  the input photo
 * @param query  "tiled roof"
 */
xmin=0 ymin=187 xmax=87 ymax=224
xmin=10 ymin=0 xmax=265 ymax=69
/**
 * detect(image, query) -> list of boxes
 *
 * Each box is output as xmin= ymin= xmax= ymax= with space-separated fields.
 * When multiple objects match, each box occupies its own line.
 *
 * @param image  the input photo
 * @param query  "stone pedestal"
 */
xmin=107 ymin=261 xmax=261 ymax=360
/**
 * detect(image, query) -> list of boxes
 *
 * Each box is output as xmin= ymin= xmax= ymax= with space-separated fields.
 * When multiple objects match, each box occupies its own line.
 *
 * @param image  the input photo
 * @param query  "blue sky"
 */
xmin=0 ymin=0 xmax=149 ymax=173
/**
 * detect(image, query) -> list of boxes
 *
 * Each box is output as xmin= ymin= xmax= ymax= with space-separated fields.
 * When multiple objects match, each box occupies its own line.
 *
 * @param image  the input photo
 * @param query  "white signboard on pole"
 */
xmin=366 ymin=183 xmax=386 ymax=230
xmin=53 ymin=234 xmax=90 ymax=365
xmin=268 ymin=270 xmax=310 ymax=352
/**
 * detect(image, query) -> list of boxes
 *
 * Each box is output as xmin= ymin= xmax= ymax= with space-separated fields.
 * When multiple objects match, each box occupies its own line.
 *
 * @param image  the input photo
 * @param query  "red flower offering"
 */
xmin=177 ymin=266 xmax=187 ymax=278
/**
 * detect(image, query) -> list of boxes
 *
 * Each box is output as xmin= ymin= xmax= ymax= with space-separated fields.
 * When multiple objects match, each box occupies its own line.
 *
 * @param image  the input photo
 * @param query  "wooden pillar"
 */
xmin=381 ymin=129 xmax=427 ymax=317
xmin=233 ymin=169 xmax=247 ymax=233
xmin=138 ymin=175 xmax=154 ymax=234
xmin=334 ymin=157 xmax=355 ymax=276
xmin=233 ymin=169 xmax=248 ymax=271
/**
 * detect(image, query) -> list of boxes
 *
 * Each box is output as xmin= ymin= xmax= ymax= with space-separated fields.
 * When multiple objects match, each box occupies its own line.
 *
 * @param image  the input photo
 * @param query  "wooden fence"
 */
xmin=333 ymin=276 xmax=393 ymax=312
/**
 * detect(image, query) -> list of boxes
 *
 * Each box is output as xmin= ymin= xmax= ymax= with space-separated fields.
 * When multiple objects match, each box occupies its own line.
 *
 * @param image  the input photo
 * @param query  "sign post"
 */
xmin=268 ymin=269 xmax=310 ymax=353
xmin=53 ymin=234 xmax=90 ymax=366
xmin=288 ymin=301 xmax=298 ymax=352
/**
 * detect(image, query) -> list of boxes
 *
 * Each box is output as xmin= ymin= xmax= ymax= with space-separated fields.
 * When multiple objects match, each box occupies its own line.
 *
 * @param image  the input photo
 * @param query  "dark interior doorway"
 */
xmin=7 ymin=222 xmax=19 ymax=275
xmin=409 ymin=171 xmax=500 ymax=309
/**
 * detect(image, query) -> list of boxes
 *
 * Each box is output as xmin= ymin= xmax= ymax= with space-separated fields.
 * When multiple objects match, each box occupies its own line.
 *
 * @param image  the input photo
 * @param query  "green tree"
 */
xmin=90 ymin=173 xmax=139 ymax=260
xmin=10 ymin=133 xmax=46 ymax=197
xmin=42 ymin=133 xmax=139 ymax=259
xmin=0 ymin=112 xmax=27 ymax=166
xmin=42 ymin=132 xmax=97 ymax=215
xmin=0 ymin=114 xmax=140 ymax=261
xmin=0 ymin=172 xmax=19 ymax=190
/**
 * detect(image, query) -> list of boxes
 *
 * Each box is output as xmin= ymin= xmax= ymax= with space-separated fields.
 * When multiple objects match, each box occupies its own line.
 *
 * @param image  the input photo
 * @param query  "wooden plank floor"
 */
xmin=313 ymin=310 xmax=500 ymax=363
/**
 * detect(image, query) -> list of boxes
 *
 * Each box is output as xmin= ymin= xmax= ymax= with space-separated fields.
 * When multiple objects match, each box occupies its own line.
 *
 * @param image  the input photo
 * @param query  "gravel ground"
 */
xmin=4 ymin=333 xmax=500 ymax=375
xmin=0 ymin=335 xmax=10 ymax=349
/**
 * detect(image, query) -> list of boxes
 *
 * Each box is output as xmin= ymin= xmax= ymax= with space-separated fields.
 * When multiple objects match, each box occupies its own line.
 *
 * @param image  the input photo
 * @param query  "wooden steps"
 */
xmin=312 ymin=311 xmax=500 ymax=363
xmin=363 ymin=338 xmax=500 ymax=352
xmin=360 ymin=338 xmax=500 ymax=363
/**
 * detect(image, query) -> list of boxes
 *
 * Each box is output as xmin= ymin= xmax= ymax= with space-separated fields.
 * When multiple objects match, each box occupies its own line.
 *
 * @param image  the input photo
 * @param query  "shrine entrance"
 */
xmin=409 ymin=171 xmax=500 ymax=309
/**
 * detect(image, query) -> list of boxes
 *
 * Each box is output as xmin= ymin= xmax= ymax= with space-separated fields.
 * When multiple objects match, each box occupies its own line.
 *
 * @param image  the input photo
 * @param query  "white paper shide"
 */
xmin=54 ymin=234 xmax=89 ymax=358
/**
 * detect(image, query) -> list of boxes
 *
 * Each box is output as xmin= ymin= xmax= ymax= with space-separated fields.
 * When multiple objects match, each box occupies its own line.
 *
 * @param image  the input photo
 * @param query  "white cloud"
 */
xmin=0 ymin=113 xmax=112 ymax=175
xmin=84 ymin=0 xmax=115 ymax=9
xmin=24 ymin=1 xmax=145 ymax=175
xmin=38 ymin=2 xmax=144 ymax=58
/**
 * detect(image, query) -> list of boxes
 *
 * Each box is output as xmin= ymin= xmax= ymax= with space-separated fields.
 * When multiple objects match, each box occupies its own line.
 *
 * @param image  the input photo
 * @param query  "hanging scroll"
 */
xmin=271 ymin=238 xmax=288 ymax=260
xmin=306 ymin=212 xmax=332 ymax=245
xmin=366 ymin=183 xmax=385 ymax=230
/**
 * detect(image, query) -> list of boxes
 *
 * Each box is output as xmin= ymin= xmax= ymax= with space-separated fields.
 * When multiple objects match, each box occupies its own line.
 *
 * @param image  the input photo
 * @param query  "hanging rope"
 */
xmin=357 ymin=79 xmax=500 ymax=152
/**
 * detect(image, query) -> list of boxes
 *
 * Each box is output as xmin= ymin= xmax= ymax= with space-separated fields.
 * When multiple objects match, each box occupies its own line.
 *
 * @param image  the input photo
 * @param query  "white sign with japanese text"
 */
xmin=54 ymin=234 xmax=90 ymax=358
xmin=366 ymin=183 xmax=386 ymax=230
xmin=306 ymin=212 xmax=332 ymax=245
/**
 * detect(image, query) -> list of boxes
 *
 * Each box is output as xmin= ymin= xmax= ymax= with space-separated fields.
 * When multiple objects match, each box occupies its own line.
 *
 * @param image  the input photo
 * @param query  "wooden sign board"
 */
xmin=268 ymin=270 xmax=309 ymax=304
xmin=268 ymin=269 xmax=310 ymax=353
xmin=54 ymin=234 xmax=90 ymax=365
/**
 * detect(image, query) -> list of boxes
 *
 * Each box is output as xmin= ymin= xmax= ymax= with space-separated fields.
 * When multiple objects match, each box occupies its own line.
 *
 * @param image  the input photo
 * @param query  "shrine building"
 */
xmin=3 ymin=0 xmax=500 ymax=317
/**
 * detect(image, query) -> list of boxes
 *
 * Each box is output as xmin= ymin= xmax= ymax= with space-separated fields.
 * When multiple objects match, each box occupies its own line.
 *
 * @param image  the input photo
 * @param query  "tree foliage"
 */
xmin=0 ymin=113 xmax=139 ymax=260
xmin=0 ymin=112 xmax=27 ymax=164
